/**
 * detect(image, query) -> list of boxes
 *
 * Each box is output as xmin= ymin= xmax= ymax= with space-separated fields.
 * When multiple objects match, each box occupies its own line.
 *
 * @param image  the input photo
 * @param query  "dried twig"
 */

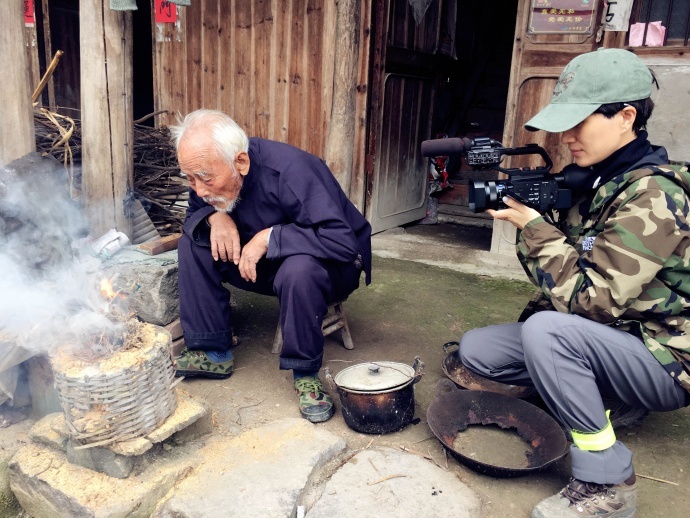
xmin=368 ymin=474 xmax=407 ymax=486
xmin=636 ymin=473 xmax=679 ymax=486
xmin=398 ymin=445 xmax=448 ymax=471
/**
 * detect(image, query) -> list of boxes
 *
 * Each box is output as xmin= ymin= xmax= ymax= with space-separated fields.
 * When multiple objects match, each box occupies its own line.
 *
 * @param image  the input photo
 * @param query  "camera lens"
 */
xmin=470 ymin=181 xmax=502 ymax=212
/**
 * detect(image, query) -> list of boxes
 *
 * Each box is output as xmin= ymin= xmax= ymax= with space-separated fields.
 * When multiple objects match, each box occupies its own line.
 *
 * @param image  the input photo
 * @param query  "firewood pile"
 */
xmin=33 ymin=109 xmax=188 ymax=236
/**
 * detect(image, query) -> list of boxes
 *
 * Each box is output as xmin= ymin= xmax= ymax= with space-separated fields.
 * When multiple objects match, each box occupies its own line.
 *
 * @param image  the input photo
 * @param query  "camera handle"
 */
xmin=491 ymin=143 xmax=553 ymax=176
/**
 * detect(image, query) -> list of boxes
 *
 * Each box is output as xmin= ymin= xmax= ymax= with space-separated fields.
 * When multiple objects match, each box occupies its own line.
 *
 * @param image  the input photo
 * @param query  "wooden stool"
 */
xmin=271 ymin=301 xmax=354 ymax=354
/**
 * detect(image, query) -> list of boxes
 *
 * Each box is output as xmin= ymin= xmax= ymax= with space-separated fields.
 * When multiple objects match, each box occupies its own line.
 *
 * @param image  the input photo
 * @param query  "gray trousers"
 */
xmin=459 ymin=311 xmax=688 ymax=485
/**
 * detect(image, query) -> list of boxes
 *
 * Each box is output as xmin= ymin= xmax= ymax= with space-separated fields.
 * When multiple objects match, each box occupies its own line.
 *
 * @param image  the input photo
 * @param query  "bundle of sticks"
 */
xmin=131 ymin=120 xmax=187 ymax=236
xmin=33 ymin=110 xmax=188 ymax=236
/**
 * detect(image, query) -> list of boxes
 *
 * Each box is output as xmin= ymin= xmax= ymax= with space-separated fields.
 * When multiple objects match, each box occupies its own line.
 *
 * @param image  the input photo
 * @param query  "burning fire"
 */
xmin=100 ymin=277 xmax=119 ymax=300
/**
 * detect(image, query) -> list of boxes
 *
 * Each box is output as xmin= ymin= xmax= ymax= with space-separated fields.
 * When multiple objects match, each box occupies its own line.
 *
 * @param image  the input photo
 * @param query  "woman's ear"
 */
xmin=234 ymin=151 xmax=251 ymax=176
xmin=620 ymin=105 xmax=637 ymax=133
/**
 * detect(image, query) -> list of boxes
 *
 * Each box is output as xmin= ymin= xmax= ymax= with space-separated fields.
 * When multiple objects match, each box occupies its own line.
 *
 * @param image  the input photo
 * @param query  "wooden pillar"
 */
xmin=79 ymin=0 xmax=133 ymax=238
xmin=324 ymin=0 xmax=360 ymax=197
xmin=0 ymin=1 xmax=35 ymax=166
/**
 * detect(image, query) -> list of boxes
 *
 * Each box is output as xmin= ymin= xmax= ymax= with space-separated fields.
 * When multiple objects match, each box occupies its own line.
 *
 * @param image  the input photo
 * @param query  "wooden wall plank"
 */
xmin=0 ymin=1 xmax=35 ymax=166
xmin=154 ymin=4 xmax=186 ymax=127
xmin=218 ymin=0 xmax=235 ymax=118
xmin=202 ymin=0 xmax=220 ymax=109
xmin=80 ymin=0 xmax=133 ymax=237
xmin=350 ymin=0 xmax=372 ymax=212
xmin=254 ymin=0 xmax=273 ymax=138
xmin=288 ymin=0 xmax=306 ymax=150
xmin=271 ymin=0 xmax=290 ymax=143
xmin=306 ymin=0 xmax=324 ymax=153
xmin=187 ymin=1 xmax=203 ymax=113
xmin=234 ymin=0 xmax=253 ymax=131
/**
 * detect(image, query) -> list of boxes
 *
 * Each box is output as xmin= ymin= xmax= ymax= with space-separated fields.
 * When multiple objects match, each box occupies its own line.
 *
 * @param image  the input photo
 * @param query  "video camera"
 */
xmin=421 ymin=137 xmax=575 ymax=213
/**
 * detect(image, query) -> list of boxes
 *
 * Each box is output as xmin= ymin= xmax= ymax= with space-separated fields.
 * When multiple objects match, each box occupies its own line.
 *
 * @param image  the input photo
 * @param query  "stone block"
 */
xmin=146 ymin=390 xmax=209 ymax=444
xmin=306 ymin=447 xmax=482 ymax=518
xmin=66 ymin=440 xmax=134 ymax=479
xmin=101 ymin=249 xmax=179 ymax=326
xmin=9 ymin=442 xmax=197 ymax=518
xmin=26 ymin=355 xmax=61 ymax=419
xmin=153 ymin=417 xmax=346 ymax=518
xmin=28 ymin=413 xmax=67 ymax=451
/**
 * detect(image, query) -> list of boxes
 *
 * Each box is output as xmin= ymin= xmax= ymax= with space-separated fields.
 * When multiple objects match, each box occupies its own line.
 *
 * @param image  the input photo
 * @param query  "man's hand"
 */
xmin=487 ymin=196 xmax=541 ymax=230
xmin=239 ymin=228 xmax=271 ymax=282
xmin=208 ymin=212 xmax=241 ymax=264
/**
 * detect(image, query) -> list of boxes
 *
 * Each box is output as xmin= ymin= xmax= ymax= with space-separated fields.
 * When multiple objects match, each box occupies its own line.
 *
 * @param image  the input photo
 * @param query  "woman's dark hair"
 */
xmin=593 ymin=69 xmax=659 ymax=133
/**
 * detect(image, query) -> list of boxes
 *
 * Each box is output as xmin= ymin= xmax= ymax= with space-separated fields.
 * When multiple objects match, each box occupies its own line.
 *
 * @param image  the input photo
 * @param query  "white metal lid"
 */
xmin=333 ymin=361 xmax=415 ymax=392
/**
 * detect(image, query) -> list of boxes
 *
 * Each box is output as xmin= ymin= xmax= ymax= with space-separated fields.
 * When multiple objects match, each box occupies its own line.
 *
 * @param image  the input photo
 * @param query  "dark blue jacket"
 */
xmin=184 ymin=138 xmax=372 ymax=284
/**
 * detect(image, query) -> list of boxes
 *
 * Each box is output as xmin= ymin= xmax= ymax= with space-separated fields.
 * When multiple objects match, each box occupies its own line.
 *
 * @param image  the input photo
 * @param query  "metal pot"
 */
xmin=427 ymin=379 xmax=567 ymax=477
xmin=325 ymin=357 xmax=424 ymax=434
xmin=442 ymin=341 xmax=537 ymax=399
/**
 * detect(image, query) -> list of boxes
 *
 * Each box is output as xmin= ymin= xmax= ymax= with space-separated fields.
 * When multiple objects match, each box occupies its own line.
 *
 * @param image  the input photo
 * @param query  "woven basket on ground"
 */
xmin=52 ymin=323 xmax=177 ymax=449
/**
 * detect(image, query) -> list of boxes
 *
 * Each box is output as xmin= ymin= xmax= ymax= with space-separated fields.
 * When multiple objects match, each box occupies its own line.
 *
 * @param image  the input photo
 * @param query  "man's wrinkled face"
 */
xmin=178 ymin=138 xmax=244 ymax=213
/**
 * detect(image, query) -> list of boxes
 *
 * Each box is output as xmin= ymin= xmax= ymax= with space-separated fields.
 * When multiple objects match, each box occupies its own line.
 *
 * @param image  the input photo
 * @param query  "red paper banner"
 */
xmin=24 ymin=0 xmax=35 ymax=26
xmin=155 ymin=0 xmax=177 ymax=24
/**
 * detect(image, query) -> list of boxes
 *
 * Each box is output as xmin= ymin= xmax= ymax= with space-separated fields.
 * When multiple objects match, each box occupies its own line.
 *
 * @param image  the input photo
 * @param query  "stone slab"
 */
xmin=28 ymin=413 xmax=67 ymax=451
xmin=146 ymin=390 xmax=209 ymax=444
xmin=101 ymin=249 xmax=179 ymax=326
xmin=153 ymin=417 xmax=346 ymax=518
xmin=9 ymin=442 xmax=197 ymax=518
xmin=306 ymin=447 xmax=482 ymax=518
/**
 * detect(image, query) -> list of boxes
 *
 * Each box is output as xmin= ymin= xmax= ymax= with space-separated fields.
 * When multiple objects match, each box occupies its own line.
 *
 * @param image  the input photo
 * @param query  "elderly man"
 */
xmin=170 ymin=109 xmax=371 ymax=423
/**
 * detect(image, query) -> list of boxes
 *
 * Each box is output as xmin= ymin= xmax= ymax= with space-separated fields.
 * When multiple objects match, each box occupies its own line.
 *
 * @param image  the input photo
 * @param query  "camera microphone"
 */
xmin=421 ymin=137 xmax=475 ymax=157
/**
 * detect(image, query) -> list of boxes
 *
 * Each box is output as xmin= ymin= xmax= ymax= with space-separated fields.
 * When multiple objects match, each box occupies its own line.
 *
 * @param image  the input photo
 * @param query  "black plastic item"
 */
xmin=426 ymin=379 xmax=568 ymax=477
xmin=442 ymin=341 xmax=537 ymax=399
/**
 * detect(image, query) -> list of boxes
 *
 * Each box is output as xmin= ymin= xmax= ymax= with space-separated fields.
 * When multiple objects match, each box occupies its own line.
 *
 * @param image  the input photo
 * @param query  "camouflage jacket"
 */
xmin=517 ymin=161 xmax=690 ymax=394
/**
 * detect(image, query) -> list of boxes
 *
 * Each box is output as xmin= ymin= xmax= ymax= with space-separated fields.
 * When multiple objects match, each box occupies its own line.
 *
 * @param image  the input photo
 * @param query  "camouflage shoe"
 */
xmin=174 ymin=348 xmax=234 ymax=379
xmin=532 ymin=476 xmax=637 ymax=518
xmin=294 ymin=376 xmax=335 ymax=423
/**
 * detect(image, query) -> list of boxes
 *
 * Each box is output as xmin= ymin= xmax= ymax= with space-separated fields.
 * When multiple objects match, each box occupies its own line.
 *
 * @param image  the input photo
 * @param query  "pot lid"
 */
xmin=334 ymin=361 xmax=415 ymax=392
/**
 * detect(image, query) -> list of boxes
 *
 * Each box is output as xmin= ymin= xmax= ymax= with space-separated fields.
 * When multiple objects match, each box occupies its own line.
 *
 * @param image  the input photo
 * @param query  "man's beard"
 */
xmin=204 ymin=195 xmax=240 ymax=213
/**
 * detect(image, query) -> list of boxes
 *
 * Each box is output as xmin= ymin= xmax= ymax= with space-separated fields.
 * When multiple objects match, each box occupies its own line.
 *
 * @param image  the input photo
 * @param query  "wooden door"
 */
xmin=365 ymin=0 xmax=442 ymax=233
xmin=491 ymin=0 xmax=606 ymax=254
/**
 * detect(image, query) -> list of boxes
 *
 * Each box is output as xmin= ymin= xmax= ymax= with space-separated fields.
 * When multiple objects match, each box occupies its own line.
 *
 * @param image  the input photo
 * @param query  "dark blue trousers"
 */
xmin=178 ymin=234 xmax=362 ymax=372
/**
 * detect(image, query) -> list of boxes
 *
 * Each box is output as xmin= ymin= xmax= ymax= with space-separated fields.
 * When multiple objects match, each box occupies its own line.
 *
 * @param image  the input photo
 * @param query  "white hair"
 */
xmin=169 ymin=109 xmax=249 ymax=166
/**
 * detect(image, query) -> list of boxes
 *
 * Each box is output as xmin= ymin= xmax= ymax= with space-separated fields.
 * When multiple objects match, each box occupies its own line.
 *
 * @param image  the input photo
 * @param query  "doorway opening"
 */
xmin=431 ymin=0 xmax=520 ymax=228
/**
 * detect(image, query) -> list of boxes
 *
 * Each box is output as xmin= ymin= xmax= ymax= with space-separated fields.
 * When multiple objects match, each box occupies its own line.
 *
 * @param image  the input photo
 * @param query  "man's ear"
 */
xmin=234 ymin=151 xmax=250 ymax=177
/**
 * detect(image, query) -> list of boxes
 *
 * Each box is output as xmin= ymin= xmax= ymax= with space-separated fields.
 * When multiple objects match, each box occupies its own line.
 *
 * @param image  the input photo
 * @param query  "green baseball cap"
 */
xmin=525 ymin=48 xmax=653 ymax=132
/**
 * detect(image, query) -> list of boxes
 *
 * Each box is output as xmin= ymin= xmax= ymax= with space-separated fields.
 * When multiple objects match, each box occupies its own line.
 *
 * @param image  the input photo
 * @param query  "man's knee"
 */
xmin=521 ymin=311 xmax=582 ymax=360
xmin=459 ymin=328 xmax=489 ymax=373
xmin=275 ymin=255 xmax=328 ymax=293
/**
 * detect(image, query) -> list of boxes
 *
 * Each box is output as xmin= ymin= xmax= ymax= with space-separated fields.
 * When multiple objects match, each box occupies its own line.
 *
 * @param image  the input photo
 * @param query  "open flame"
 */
xmin=100 ymin=277 xmax=118 ymax=300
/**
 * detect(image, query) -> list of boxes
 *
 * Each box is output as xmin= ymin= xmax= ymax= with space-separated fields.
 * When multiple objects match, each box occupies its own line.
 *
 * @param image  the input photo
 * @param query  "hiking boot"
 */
xmin=174 ymin=348 xmax=234 ymax=379
xmin=532 ymin=475 xmax=637 ymax=518
xmin=294 ymin=376 xmax=335 ymax=423
xmin=604 ymin=397 xmax=649 ymax=430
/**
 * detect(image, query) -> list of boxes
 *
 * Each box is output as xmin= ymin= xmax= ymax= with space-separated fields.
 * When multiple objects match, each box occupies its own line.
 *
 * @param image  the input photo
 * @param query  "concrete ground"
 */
xmin=2 ymin=222 xmax=689 ymax=517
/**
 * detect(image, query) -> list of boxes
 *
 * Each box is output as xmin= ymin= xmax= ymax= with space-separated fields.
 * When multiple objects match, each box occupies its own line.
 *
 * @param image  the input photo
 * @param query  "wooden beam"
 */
xmin=0 ymin=1 xmax=35 ymax=166
xmin=324 ymin=0 xmax=360 ymax=197
xmin=79 ymin=0 xmax=133 ymax=238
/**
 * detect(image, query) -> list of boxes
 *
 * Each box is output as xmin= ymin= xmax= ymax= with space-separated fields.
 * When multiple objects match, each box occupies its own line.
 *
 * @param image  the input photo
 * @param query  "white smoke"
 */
xmin=0 ymin=156 xmax=126 ymax=377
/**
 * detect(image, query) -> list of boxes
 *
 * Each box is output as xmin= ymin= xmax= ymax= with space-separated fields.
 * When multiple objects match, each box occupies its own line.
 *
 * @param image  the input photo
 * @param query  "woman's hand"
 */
xmin=486 ymin=196 xmax=541 ymax=230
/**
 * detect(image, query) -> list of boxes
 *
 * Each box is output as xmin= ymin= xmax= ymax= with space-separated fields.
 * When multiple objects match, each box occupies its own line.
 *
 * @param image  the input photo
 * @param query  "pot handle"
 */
xmin=323 ymin=367 xmax=337 ymax=392
xmin=411 ymin=356 xmax=425 ymax=384
xmin=442 ymin=341 xmax=460 ymax=354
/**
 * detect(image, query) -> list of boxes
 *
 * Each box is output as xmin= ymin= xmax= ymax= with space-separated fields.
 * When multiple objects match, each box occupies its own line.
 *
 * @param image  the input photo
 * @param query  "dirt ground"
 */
xmin=3 ymin=223 xmax=689 ymax=517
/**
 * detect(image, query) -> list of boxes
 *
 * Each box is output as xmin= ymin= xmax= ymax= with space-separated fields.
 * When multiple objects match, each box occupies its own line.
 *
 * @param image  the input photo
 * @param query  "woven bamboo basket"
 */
xmin=52 ymin=322 xmax=178 ymax=449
